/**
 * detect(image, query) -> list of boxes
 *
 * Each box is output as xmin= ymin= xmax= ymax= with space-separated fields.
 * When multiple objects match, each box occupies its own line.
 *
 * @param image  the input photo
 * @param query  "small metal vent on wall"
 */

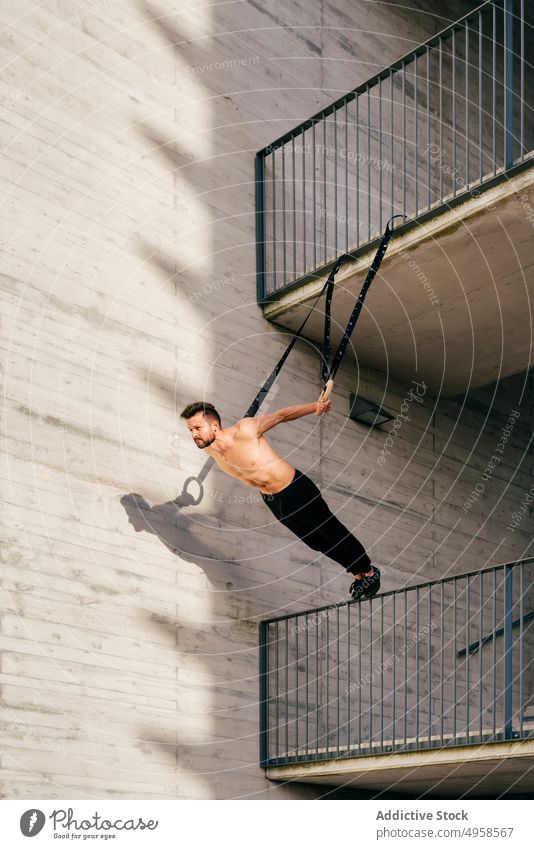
xmin=349 ymin=393 xmax=394 ymax=427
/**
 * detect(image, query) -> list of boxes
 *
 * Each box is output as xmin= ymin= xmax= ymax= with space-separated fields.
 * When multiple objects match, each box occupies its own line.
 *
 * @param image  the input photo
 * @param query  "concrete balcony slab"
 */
xmin=265 ymin=738 xmax=534 ymax=796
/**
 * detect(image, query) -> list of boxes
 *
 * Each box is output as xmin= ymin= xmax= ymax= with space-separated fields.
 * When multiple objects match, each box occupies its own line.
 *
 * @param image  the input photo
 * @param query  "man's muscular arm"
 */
xmin=237 ymin=400 xmax=332 ymax=438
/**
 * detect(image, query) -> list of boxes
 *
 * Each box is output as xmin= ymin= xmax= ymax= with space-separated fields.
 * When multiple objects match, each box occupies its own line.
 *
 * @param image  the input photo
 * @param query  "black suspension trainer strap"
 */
xmin=247 ymin=215 xmax=402 ymax=418
xmin=243 ymin=260 xmax=342 ymax=417
xmin=321 ymin=254 xmax=347 ymax=384
xmin=320 ymin=214 xmax=404 ymax=391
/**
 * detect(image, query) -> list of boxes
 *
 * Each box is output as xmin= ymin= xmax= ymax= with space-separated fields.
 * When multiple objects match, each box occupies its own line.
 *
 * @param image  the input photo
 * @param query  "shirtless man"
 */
xmin=180 ymin=400 xmax=380 ymax=600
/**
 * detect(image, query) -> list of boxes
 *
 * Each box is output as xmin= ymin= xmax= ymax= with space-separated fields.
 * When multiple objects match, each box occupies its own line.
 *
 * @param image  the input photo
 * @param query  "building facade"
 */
xmin=1 ymin=0 xmax=532 ymax=799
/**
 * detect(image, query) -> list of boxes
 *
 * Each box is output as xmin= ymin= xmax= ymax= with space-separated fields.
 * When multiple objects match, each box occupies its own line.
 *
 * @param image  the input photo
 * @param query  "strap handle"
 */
xmin=314 ymin=378 xmax=334 ymax=416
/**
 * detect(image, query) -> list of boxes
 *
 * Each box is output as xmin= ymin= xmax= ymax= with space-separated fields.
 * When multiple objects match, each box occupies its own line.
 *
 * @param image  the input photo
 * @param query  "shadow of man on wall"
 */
xmin=119 ymin=459 xmax=271 ymax=593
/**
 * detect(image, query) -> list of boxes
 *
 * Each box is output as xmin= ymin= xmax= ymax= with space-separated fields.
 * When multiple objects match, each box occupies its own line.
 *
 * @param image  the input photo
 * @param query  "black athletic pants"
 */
xmin=261 ymin=468 xmax=371 ymax=576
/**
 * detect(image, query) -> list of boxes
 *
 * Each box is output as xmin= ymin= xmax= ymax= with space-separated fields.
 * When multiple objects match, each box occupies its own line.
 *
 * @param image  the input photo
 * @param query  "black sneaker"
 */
xmin=349 ymin=577 xmax=366 ymax=601
xmin=361 ymin=565 xmax=381 ymax=598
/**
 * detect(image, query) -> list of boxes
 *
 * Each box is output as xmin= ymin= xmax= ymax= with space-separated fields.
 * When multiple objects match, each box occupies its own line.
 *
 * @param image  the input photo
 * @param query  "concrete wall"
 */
xmin=1 ymin=0 xmax=531 ymax=801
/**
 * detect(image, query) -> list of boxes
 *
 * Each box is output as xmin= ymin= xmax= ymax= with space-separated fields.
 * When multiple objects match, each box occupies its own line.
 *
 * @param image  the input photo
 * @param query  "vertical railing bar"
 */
xmin=428 ymin=586 xmax=432 ymax=747
xmin=379 ymin=77 xmax=383 ymax=232
xmin=380 ymin=596 xmax=384 ymax=751
xmin=313 ymin=121 xmax=317 ymax=270
xmin=414 ymin=52 xmax=419 ymax=215
xmin=479 ymin=573 xmax=484 ymax=741
xmin=465 ymin=19 xmax=470 ymax=189
xmin=492 ymin=2 xmax=496 ymax=176
xmin=440 ymin=581 xmax=444 ymax=745
xmin=323 ymin=119 xmax=327 ymax=265
xmin=403 ymin=589 xmax=408 ymax=747
xmin=439 ymin=37 xmax=444 ymax=203
xmin=271 ymin=150 xmax=277 ymax=292
xmin=275 ymin=620 xmax=279 ymax=759
xmin=358 ymin=601 xmax=362 ymax=752
xmin=369 ymin=597 xmax=373 ymax=746
xmin=392 ymin=593 xmax=396 ymax=749
xmin=503 ymin=562 xmax=513 ymax=739
xmin=479 ymin=10 xmax=483 ymax=183
xmin=415 ymin=586 xmax=420 ymax=745
xmin=402 ymin=62 xmax=407 ymax=218
xmin=367 ymin=86 xmax=371 ymax=241
xmin=519 ymin=562 xmax=524 ymax=736
xmin=504 ymin=0 xmax=514 ymax=168
xmin=452 ymin=27 xmax=457 ymax=197
xmin=282 ymin=144 xmax=287 ymax=287
xmin=295 ymin=614 xmax=299 ymax=756
xmin=255 ymin=151 xmax=266 ymax=299
xmin=316 ymin=610 xmax=320 ymax=759
xmin=356 ymin=96 xmax=360 ymax=247
xmin=426 ymin=46 xmax=432 ymax=211
xmin=302 ymin=127 xmax=306 ymax=275
xmin=285 ymin=620 xmax=289 ymax=758
xmin=326 ymin=606 xmax=330 ymax=754
xmin=305 ymin=612 xmax=309 ymax=757
xmin=347 ymin=603 xmax=351 ymax=752
xmin=453 ymin=578 xmax=457 ymax=739
xmin=345 ymin=100 xmax=349 ymax=252
xmin=466 ymin=575 xmax=470 ymax=739
xmin=259 ymin=621 xmax=269 ymax=766
xmin=334 ymin=108 xmax=338 ymax=258
xmin=520 ymin=0 xmax=524 ymax=160
xmin=492 ymin=568 xmax=497 ymax=737
xmin=390 ymin=69 xmax=394 ymax=219
xmin=336 ymin=605 xmax=340 ymax=756
xmin=292 ymin=136 xmax=296 ymax=281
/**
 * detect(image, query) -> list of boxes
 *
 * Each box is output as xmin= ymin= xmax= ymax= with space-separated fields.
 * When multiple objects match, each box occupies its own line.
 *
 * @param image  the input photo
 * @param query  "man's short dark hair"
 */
xmin=180 ymin=401 xmax=221 ymax=427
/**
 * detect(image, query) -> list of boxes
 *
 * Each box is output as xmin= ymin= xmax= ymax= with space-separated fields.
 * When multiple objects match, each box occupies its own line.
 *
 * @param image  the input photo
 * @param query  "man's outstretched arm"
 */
xmin=237 ymin=399 xmax=332 ymax=438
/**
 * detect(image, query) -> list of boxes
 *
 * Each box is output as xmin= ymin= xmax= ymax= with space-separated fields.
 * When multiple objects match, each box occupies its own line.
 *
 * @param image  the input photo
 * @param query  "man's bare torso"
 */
xmin=205 ymin=423 xmax=295 ymax=494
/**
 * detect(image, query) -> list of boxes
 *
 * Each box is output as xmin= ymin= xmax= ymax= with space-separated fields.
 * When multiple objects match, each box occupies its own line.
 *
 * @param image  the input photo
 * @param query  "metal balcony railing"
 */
xmin=258 ymin=557 xmax=534 ymax=768
xmin=255 ymin=0 xmax=534 ymax=301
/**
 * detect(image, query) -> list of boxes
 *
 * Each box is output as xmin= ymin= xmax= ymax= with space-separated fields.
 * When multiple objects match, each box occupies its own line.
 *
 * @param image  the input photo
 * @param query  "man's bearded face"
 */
xmin=186 ymin=412 xmax=218 ymax=448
